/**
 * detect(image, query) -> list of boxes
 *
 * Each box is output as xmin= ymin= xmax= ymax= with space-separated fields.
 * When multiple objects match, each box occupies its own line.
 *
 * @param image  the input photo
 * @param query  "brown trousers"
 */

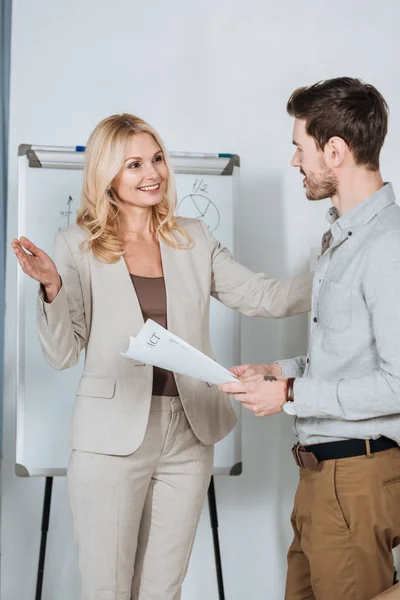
xmin=285 ymin=447 xmax=400 ymax=600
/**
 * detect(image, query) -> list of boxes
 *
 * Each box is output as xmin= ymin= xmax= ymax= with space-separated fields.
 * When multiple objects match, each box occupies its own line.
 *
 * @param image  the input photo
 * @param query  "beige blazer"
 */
xmin=37 ymin=217 xmax=312 ymax=455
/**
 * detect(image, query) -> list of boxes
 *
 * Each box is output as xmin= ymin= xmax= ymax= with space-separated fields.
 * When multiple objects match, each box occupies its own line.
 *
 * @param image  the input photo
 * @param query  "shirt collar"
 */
xmin=325 ymin=182 xmax=396 ymax=235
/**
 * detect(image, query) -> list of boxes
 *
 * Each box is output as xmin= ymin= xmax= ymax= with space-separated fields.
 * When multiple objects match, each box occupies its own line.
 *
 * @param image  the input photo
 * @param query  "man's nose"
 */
xmin=291 ymin=153 xmax=300 ymax=168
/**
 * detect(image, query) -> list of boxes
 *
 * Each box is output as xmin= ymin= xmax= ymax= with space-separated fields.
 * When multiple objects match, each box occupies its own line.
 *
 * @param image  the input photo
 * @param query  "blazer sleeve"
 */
xmin=36 ymin=230 xmax=87 ymax=370
xmin=199 ymin=220 xmax=313 ymax=319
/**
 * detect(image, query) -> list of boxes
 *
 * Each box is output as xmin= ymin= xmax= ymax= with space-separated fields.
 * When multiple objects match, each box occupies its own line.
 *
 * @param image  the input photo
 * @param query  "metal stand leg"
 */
xmin=35 ymin=476 xmax=53 ymax=600
xmin=208 ymin=476 xmax=225 ymax=600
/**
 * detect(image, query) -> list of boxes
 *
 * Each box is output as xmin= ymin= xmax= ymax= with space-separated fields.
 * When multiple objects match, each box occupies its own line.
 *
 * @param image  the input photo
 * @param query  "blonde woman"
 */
xmin=12 ymin=114 xmax=312 ymax=600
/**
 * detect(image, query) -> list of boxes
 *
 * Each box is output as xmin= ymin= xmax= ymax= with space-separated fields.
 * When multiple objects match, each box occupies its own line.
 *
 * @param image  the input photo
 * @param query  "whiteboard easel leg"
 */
xmin=208 ymin=476 xmax=225 ymax=600
xmin=35 ymin=476 xmax=53 ymax=600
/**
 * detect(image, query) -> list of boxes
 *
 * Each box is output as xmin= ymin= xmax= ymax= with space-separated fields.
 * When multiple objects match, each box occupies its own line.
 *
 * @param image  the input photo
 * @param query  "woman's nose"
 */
xmin=142 ymin=162 xmax=158 ymax=180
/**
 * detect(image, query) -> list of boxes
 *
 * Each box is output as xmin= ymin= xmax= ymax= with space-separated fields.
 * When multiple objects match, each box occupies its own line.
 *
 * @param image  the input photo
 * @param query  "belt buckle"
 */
xmin=292 ymin=443 xmax=319 ymax=470
xmin=292 ymin=444 xmax=305 ymax=468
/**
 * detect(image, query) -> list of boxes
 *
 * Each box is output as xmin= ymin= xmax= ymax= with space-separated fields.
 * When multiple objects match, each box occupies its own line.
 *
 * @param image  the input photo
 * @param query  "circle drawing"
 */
xmin=177 ymin=194 xmax=220 ymax=233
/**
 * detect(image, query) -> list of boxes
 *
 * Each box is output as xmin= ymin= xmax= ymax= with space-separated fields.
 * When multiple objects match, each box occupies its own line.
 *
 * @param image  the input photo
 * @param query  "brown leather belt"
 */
xmin=292 ymin=436 xmax=398 ymax=470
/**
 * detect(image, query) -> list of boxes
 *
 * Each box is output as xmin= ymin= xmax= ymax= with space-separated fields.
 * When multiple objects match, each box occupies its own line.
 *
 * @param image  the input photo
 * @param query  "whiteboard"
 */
xmin=15 ymin=146 xmax=242 ymax=477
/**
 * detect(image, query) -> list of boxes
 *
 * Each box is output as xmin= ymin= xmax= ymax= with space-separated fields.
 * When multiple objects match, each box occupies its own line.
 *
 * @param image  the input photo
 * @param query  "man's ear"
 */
xmin=324 ymin=136 xmax=347 ymax=167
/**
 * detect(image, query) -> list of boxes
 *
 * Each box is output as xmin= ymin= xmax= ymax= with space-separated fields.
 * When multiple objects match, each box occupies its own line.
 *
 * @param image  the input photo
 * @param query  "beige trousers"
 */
xmin=67 ymin=396 xmax=214 ymax=600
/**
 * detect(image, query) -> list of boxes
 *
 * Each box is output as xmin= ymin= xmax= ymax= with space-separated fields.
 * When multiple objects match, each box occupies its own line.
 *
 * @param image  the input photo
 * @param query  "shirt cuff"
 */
xmin=276 ymin=357 xmax=306 ymax=378
xmin=282 ymin=378 xmax=320 ymax=417
xmin=289 ymin=377 xmax=337 ymax=418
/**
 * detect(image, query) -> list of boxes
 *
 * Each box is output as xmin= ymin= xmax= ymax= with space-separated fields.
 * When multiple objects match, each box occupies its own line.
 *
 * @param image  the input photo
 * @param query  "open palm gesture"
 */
xmin=11 ymin=237 xmax=60 ymax=290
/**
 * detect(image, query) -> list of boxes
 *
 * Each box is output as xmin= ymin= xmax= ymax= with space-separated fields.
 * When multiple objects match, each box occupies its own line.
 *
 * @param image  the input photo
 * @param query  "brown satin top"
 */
xmin=130 ymin=274 xmax=179 ymax=397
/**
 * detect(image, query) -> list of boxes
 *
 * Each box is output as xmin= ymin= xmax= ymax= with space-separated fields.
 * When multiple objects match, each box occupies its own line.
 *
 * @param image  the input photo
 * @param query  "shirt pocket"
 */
xmin=319 ymin=278 xmax=351 ymax=332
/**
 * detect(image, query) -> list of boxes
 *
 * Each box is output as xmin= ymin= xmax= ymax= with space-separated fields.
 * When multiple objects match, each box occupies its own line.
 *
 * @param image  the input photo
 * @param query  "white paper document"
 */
xmin=121 ymin=319 xmax=237 ymax=385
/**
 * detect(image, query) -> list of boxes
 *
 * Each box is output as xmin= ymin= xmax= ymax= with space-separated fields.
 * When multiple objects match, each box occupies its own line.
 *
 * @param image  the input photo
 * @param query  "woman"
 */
xmin=12 ymin=114 xmax=312 ymax=600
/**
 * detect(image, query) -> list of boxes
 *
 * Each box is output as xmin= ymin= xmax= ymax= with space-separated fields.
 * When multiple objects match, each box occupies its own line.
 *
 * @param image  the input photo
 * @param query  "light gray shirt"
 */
xmin=278 ymin=183 xmax=400 ymax=446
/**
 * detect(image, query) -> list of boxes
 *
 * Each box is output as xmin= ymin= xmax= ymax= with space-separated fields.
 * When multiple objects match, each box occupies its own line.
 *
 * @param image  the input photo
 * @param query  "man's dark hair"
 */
xmin=287 ymin=77 xmax=388 ymax=171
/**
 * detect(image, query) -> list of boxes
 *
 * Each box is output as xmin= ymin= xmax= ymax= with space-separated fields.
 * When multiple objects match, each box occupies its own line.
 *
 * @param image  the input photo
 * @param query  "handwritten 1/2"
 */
xmin=193 ymin=178 xmax=208 ymax=194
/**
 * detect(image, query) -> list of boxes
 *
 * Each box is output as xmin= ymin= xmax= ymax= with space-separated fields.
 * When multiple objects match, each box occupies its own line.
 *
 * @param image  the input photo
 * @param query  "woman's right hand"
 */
xmin=11 ymin=237 xmax=61 ymax=301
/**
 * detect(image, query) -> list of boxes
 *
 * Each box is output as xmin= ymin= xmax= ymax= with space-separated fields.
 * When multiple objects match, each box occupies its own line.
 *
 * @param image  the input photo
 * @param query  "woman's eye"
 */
xmin=153 ymin=155 xmax=163 ymax=163
xmin=128 ymin=162 xmax=140 ymax=169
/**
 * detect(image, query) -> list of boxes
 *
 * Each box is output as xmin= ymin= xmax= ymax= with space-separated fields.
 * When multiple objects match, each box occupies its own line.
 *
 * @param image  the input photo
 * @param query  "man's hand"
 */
xmin=219 ymin=374 xmax=287 ymax=417
xmin=229 ymin=362 xmax=283 ymax=379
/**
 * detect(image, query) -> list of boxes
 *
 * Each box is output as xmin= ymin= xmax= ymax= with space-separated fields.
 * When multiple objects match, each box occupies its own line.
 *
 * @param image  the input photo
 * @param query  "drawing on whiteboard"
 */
xmin=177 ymin=194 xmax=220 ymax=232
xmin=177 ymin=177 xmax=221 ymax=233
xmin=59 ymin=195 xmax=77 ymax=229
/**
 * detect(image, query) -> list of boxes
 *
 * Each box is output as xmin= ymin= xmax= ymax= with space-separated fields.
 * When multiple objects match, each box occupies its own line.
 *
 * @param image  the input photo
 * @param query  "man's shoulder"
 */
xmin=373 ymin=201 xmax=400 ymax=239
xmin=380 ymin=199 xmax=400 ymax=223
xmin=365 ymin=210 xmax=400 ymax=269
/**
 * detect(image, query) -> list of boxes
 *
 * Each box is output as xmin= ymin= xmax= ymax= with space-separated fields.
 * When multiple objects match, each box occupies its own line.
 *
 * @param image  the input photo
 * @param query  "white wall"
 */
xmin=3 ymin=1 xmax=400 ymax=599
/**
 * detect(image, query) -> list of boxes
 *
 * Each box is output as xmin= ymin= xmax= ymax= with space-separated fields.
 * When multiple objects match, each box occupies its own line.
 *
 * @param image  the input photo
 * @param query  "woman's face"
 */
xmin=111 ymin=133 xmax=169 ymax=209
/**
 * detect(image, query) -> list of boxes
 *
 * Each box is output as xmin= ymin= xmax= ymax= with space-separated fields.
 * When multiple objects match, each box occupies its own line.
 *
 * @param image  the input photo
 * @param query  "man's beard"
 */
xmin=303 ymin=161 xmax=338 ymax=201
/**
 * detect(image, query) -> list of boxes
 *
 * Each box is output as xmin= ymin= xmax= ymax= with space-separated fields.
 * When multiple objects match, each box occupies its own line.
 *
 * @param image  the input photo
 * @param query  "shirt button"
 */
xmin=348 ymin=231 xmax=353 ymax=236
xmin=313 ymin=317 xmax=318 ymax=323
xmin=306 ymin=358 xmax=310 ymax=364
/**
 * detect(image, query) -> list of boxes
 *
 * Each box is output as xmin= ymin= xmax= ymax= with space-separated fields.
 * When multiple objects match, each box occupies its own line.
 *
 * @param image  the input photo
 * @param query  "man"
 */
xmin=220 ymin=77 xmax=400 ymax=600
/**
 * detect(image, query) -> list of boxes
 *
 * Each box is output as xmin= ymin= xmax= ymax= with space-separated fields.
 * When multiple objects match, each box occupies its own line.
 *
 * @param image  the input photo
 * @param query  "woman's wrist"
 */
xmin=43 ymin=275 xmax=61 ymax=303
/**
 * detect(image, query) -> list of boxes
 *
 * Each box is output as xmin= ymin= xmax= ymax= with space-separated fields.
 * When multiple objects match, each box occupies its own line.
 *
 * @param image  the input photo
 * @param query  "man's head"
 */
xmin=287 ymin=77 xmax=388 ymax=201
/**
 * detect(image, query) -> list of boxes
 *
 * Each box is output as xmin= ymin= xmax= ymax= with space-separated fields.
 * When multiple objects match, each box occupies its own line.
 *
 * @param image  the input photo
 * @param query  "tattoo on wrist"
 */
xmin=263 ymin=376 xmax=277 ymax=382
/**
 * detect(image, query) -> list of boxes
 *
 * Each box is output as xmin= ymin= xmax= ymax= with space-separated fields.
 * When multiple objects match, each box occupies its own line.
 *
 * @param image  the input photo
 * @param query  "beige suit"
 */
xmin=37 ymin=217 xmax=312 ymax=600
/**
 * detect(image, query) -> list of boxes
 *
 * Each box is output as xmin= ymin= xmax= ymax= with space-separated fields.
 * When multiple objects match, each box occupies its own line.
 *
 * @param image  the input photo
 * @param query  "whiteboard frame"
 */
xmin=15 ymin=145 xmax=242 ymax=477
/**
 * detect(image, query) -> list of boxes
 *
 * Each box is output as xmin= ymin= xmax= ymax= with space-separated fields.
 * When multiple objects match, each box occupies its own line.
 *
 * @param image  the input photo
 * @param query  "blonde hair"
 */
xmin=77 ymin=113 xmax=190 ymax=262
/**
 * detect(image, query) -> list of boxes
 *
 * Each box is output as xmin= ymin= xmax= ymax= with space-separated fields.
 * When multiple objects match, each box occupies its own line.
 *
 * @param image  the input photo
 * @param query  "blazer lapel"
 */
xmin=160 ymin=239 xmax=177 ymax=336
xmin=160 ymin=237 xmax=199 ymax=342
xmin=89 ymin=252 xmax=145 ymax=338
